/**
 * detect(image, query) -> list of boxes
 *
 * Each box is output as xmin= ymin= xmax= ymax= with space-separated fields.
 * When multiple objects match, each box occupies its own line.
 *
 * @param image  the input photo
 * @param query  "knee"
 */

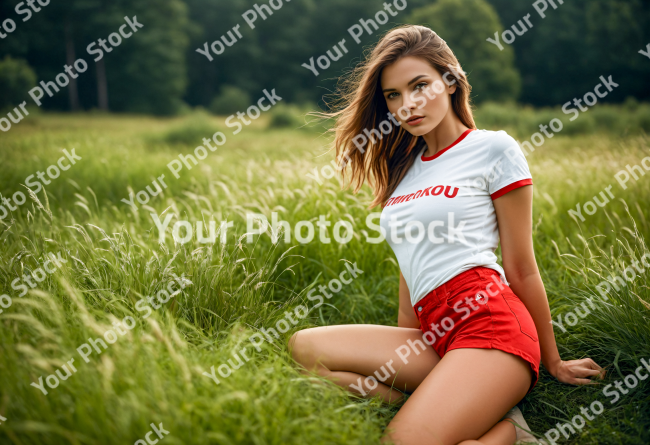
xmin=289 ymin=329 xmax=311 ymax=365
xmin=288 ymin=330 xmax=302 ymax=360
xmin=384 ymin=420 xmax=452 ymax=445
xmin=288 ymin=328 xmax=325 ymax=373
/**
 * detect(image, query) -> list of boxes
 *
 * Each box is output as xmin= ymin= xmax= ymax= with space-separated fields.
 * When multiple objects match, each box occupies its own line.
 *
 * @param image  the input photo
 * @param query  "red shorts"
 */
xmin=413 ymin=266 xmax=541 ymax=394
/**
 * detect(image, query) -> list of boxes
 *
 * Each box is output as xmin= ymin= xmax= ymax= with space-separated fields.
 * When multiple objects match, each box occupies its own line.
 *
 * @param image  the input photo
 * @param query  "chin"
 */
xmin=404 ymin=123 xmax=436 ymax=137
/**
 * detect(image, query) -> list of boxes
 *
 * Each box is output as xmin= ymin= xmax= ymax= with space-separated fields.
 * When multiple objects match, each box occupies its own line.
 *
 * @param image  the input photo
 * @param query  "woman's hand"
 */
xmin=549 ymin=358 xmax=606 ymax=385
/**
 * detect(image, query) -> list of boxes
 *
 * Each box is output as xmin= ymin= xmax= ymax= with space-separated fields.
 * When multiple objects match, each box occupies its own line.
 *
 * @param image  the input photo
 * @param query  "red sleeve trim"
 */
xmin=491 ymin=178 xmax=533 ymax=200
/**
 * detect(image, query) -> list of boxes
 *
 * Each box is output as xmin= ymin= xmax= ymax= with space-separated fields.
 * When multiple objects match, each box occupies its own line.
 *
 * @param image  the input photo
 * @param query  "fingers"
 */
xmin=586 ymin=358 xmax=603 ymax=370
xmin=560 ymin=358 xmax=608 ymax=384
xmin=573 ymin=357 xmax=600 ymax=369
xmin=573 ymin=358 xmax=605 ymax=373
xmin=583 ymin=358 xmax=606 ymax=378
xmin=580 ymin=369 xmax=604 ymax=377
xmin=573 ymin=377 xmax=601 ymax=386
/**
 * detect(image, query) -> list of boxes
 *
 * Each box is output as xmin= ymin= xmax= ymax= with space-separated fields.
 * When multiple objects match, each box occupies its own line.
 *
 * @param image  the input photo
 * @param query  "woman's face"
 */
xmin=380 ymin=56 xmax=457 ymax=137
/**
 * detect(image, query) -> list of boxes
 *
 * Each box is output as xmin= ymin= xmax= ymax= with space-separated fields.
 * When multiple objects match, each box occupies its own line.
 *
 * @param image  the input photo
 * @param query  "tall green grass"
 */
xmin=0 ymin=113 xmax=649 ymax=444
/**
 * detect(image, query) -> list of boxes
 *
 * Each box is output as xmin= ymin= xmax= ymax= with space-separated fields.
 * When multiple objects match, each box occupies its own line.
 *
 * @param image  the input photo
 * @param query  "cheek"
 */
xmin=387 ymin=103 xmax=409 ymax=124
xmin=412 ymin=95 xmax=451 ymax=134
xmin=385 ymin=99 xmax=402 ymax=117
xmin=424 ymin=94 xmax=449 ymax=116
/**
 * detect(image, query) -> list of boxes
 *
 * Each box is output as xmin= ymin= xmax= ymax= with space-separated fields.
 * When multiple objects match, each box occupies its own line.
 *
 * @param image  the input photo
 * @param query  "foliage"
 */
xmin=159 ymin=111 xmax=222 ymax=145
xmin=104 ymin=0 xmax=191 ymax=115
xmin=0 ymin=56 xmax=37 ymax=111
xmin=487 ymin=0 xmax=650 ymax=105
xmin=0 ymin=0 xmax=190 ymax=115
xmin=266 ymin=103 xmax=311 ymax=130
xmin=0 ymin=115 xmax=649 ymax=443
xmin=474 ymin=100 xmax=650 ymax=138
xmin=209 ymin=85 xmax=251 ymax=115
xmin=1 ymin=0 xmax=648 ymax=112
xmin=408 ymin=0 xmax=521 ymax=103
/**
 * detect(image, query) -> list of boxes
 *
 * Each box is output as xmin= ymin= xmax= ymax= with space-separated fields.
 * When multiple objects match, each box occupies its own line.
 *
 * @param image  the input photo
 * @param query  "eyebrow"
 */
xmin=382 ymin=74 xmax=429 ymax=93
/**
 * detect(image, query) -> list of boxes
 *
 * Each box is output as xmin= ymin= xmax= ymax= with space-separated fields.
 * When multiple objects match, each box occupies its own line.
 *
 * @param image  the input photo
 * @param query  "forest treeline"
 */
xmin=0 ymin=0 xmax=648 ymax=115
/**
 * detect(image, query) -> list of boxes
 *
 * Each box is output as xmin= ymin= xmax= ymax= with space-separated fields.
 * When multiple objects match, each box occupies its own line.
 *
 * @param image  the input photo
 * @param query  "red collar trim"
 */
xmin=421 ymin=128 xmax=475 ymax=162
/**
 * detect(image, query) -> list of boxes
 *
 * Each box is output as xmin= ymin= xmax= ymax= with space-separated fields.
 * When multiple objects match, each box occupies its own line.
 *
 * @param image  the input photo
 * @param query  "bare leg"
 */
xmin=381 ymin=348 xmax=531 ymax=445
xmin=457 ymin=421 xmax=516 ymax=445
xmin=289 ymin=326 xmax=530 ymax=444
xmin=289 ymin=324 xmax=440 ymax=404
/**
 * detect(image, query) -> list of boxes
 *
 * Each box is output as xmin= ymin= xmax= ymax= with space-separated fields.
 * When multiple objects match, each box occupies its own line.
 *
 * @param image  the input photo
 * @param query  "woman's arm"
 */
xmin=398 ymin=271 xmax=420 ymax=329
xmin=493 ymin=185 xmax=605 ymax=385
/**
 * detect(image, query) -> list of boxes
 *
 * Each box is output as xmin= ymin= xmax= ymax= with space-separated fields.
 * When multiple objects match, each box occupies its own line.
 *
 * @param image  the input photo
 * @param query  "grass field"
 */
xmin=1 ymin=109 xmax=650 ymax=444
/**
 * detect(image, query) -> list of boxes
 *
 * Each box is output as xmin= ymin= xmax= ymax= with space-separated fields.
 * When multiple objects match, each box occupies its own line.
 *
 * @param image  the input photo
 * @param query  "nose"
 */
xmin=401 ymin=92 xmax=418 ymax=111
xmin=398 ymin=93 xmax=418 ymax=120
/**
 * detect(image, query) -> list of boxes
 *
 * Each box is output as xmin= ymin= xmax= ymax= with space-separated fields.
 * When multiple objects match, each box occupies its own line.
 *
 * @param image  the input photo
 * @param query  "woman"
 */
xmin=289 ymin=25 xmax=605 ymax=445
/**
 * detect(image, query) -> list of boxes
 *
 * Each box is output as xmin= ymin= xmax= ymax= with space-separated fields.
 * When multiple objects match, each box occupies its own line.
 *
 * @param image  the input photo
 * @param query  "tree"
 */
xmin=486 ymin=0 xmax=650 ymax=105
xmin=0 ymin=0 xmax=190 ymax=115
xmin=99 ymin=0 xmax=191 ymax=115
xmin=210 ymin=85 xmax=251 ymax=115
xmin=0 ymin=56 xmax=37 ymax=110
xmin=183 ymin=0 xmax=406 ymax=108
xmin=408 ymin=0 xmax=521 ymax=103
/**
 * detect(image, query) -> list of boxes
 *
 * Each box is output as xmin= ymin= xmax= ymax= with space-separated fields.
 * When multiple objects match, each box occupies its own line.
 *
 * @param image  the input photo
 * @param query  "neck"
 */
xmin=421 ymin=110 xmax=469 ymax=158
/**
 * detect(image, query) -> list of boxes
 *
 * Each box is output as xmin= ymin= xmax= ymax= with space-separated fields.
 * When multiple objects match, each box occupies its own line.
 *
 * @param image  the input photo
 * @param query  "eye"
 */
xmin=414 ymin=82 xmax=428 ymax=91
xmin=387 ymin=92 xmax=399 ymax=99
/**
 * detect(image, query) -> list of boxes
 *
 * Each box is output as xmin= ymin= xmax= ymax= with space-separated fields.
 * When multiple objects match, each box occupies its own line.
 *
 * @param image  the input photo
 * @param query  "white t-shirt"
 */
xmin=379 ymin=128 xmax=533 ymax=307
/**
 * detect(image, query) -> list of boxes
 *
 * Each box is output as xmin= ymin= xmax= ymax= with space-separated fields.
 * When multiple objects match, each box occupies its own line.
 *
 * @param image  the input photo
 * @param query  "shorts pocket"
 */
xmin=501 ymin=291 xmax=538 ymax=342
xmin=445 ymin=281 xmax=482 ymax=307
xmin=445 ymin=281 xmax=491 ymax=324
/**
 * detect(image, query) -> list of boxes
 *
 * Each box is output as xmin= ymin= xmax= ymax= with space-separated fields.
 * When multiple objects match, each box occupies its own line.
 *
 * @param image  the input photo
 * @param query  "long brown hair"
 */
xmin=319 ymin=25 xmax=476 ymax=208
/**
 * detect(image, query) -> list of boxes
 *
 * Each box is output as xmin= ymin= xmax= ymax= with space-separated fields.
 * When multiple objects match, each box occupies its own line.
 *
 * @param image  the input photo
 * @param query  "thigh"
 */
xmin=289 ymin=324 xmax=440 ymax=393
xmin=383 ymin=348 xmax=531 ymax=445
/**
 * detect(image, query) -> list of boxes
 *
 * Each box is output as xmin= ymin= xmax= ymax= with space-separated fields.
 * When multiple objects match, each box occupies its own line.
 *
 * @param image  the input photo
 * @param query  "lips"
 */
xmin=406 ymin=115 xmax=424 ymax=126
